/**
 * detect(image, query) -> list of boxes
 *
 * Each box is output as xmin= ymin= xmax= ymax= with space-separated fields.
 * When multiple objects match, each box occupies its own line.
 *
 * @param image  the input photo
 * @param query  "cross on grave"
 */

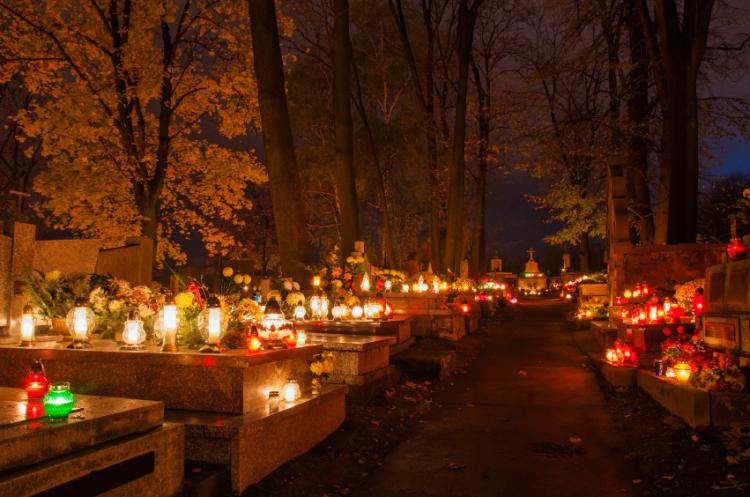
xmin=527 ymin=248 xmax=536 ymax=261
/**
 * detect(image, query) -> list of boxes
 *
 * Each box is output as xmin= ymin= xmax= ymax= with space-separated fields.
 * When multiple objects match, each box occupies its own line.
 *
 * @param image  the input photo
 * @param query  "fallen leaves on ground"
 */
xmin=447 ymin=462 xmax=466 ymax=470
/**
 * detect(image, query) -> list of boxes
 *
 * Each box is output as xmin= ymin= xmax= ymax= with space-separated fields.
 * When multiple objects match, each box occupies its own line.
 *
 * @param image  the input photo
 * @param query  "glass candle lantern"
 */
xmin=364 ymin=300 xmax=381 ymax=320
xmin=66 ymin=298 xmax=94 ymax=349
xmin=384 ymin=279 xmax=392 ymax=292
xmin=267 ymin=391 xmax=280 ymax=413
xmin=296 ymin=330 xmax=307 ymax=345
xmin=246 ymin=326 xmax=263 ymax=353
xmin=351 ymin=305 xmax=364 ymax=320
xmin=156 ymin=296 xmax=179 ymax=352
xmin=199 ymin=296 xmax=227 ymax=353
xmin=121 ymin=309 xmax=146 ymax=350
xmin=43 ymin=382 xmax=75 ymax=419
xmin=331 ymin=302 xmax=346 ymax=321
xmin=294 ymin=305 xmax=307 ymax=321
xmin=361 ymin=273 xmax=371 ymax=292
xmin=19 ymin=305 xmax=36 ymax=347
xmin=283 ymin=378 xmax=301 ymax=402
xmin=261 ymin=297 xmax=287 ymax=332
xmin=401 ymin=283 xmax=409 ymax=293
xmin=312 ymin=275 xmax=321 ymax=288
xmin=24 ymin=360 xmax=49 ymax=399
xmin=673 ymin=362 xmax=692 ymax=384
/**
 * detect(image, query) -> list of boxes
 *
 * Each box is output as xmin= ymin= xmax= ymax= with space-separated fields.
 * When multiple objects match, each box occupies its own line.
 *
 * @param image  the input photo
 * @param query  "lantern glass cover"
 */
xmin=283 ymin=379 xmax=301 ymax=402
xmin=66 ymin=300 xmax=95 ymax=348
xmin=154 ymin=302 xmax=179 ymax=352
xmin=198 ymin=299 xmax=227 ymax=352
xmin=20 ymin=305 xmax=36 ymax=346
xmin=294 ymin=305 xmax=307 ymax=320
xmin=121 ymin=318 xmax=146 ymax=349
xmin=351 ymin=305 xmax=364 ymax=320
xmin=43 ymin=382 xmax=75 ymax=419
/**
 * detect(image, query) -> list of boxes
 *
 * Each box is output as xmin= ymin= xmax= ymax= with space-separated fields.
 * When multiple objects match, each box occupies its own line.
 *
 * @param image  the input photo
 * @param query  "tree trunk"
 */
xmin=248 ymin=0 xmax=311 ymax=285
xmin=625 ymin=0 xmax=654 ymax=244
xmin=469 ymin=58 xmax=489 ymax=276
xmin=578 ymin=232 xmax=591 ymax=273
xmin=388 ymin=0 xmax=443 ymax=271
xmin=640 ymin=0 xmax=713 ymax=244
xmin=443 ymin=0 xmax=480 ymax=272
xmin=333 ymin=0 xmax=360 ymax=255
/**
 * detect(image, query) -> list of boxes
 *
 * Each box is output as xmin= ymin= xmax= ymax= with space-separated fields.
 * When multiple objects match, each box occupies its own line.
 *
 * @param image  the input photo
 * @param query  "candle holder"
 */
xmin=121 ymin=309 xmax=146 ymax=351
xmin=19 ymin=304 xmax=36 ymax=347
xmin=283 ymin=378 xmax=301 ymax=402
xmin=66 ymin=298 xmax=95 ymax=349
xmin=43 ymin=382 xmax=75 ymax=419
xmin=199 ymin=296 xmax=226 ymax=353
xmin=24 ymin=360 xmax=49 ymax=399
xmin=156 ymin=295 xmax=179 ymax=352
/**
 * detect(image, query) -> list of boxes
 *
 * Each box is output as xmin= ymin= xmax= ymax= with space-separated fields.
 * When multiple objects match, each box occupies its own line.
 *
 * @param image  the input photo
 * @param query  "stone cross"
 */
xmin=527 ymin=248 xmax=536 ymax=261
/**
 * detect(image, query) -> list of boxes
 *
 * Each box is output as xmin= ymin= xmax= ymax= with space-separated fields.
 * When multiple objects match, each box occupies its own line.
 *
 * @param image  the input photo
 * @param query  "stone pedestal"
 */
xmin=298 ymin=317 xmax=413 ymax=355
xmin=616 ymin=320 xmax=694 ymax=352
xmin=0 ymin=341 xmax=322 ymax=414
xmin=169 ymin=385 xmax=346 ymax=495
xmin=637 ymin=370 xmax=710 ymax=429
xmin=597 ymin=359 xmax=637 ymax=390
xmin=590 ymin=321 xmax=618 ymax=350
xmin=0 ymin=388 xmax=183 ymax=497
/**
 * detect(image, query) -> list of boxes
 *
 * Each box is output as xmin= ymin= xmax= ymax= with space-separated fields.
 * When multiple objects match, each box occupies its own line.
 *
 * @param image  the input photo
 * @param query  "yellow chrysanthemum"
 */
xmin=175 ymin=291 xmax=195 ymax=309
xmin=222 ymin=267 xmax=234 ymax=277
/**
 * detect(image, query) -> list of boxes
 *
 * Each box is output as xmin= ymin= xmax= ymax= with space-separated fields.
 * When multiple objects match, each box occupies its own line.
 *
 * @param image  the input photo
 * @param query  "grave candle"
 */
xmin=361 ymin=273 xmax=370 ymax=292
xmin=19 ymin=305 xmax=35 ymax=347
xmin=385 ymin=280 xmax=392 ymax=292
xmin=161 ymin=297 xmax=179 ymax=352
xmin=121 ymin=312 xmax=146 ymax=351
xmin=200 ymin=297 xmax=225 ymax=353
xmin=294 ymin=305 xmax=307 ymax=321
xmin=351 ymin=305 xmax=364 ymax=319
xmin=283 ymin=379 xmax=301 ymax=402
xmin=247 ymin=326 xmax=263 ymax=353
xmin=24 ymin=360 xmax=49 ymax=399
xmin=673 ymin=362 xmax=692 ymax=384
xmin=296 ymin=330 xmax=307 ymax=345
xmin=66 ymin=298 xmax=94 ymax=349
xmin=43 ymin=382 xmax=75 ymax=419
xmin=313 ymin=275 xmax=321 ymax=288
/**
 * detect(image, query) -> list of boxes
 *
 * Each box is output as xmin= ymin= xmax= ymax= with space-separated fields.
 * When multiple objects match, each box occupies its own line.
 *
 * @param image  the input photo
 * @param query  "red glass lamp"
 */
xmin=24 ymin=360 xmax=49 ymax=399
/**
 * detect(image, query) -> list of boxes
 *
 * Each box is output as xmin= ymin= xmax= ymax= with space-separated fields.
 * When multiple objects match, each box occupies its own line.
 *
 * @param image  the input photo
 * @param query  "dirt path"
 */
xmin=353 ymin=299 xmax=637 ymax=497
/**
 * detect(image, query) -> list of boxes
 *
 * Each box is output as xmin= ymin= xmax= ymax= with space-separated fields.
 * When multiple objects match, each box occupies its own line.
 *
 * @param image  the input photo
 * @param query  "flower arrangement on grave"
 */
xmin=309 ymin=352 xmax=335 ymax=395
xmin=575 ymin=303 xmax=608 ymax=321
xmin=659 ymin=327 xmax=747 ymax=391
xmin=219 ymin=266 xmax=253 ymax=295
xmin=345 ymin=252 xmax=368 ymax=280
xmin=371 ymin=268 xmax=407 ymax=292
xmin=87 ymin=276 xmax=163 ymax=339
xmin=25 ymin=270 xmax=90 ymax=320
xmin=452 ymin=277 xmax=476 ymax=293
xmin=171 ymin=289 xmax=204 ymax=348
xmin=673 ymin=279 xmax=704 ymax=314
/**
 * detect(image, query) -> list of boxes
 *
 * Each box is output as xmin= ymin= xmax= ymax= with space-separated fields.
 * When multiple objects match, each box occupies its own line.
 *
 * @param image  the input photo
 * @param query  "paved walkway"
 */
xmin=356 ymin=299 xmax=637 ymax=497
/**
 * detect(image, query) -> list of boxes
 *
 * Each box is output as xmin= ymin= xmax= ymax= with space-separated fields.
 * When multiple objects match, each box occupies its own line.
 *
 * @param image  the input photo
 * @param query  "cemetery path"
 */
xmin=354 ymin=299 xmax=638 ymax=497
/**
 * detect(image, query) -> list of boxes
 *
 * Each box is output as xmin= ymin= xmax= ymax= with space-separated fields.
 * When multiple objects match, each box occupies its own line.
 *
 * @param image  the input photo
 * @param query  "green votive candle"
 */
xmin=43 ymin=382 xmax=75 ymax=419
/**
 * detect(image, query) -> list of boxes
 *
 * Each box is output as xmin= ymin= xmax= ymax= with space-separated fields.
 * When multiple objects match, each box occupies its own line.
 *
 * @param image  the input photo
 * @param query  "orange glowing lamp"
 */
xmin=282 ymin=329 xmax=298 ymax=349
xmin=673 ymin=362 xmax=692 ymax=384
xmin=246 ymin=326 xmax=263 ymax=353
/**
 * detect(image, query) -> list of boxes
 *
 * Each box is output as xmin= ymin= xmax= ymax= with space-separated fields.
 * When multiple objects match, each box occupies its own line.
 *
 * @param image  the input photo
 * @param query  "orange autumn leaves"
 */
xmin=0 ymin=0 xmax=284 ymax=265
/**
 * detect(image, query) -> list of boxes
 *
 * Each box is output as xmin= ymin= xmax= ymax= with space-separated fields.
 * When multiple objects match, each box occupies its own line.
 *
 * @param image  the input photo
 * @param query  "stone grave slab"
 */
xmin=0 ymin=341 xmax=322 ymax=414
xmin=167 ymin=384 xmax=346 ymax=495
xmin=0 ymin=387 xmax=162 ymax=473
xmin=637 ymin=370 xmax=710 ymax=429
xmin=0 ymin=388 xmax=182 ymax=497
xmin=308 ymin=333 xmax=397 ymax=397
xmin=298 ymin=316 xmax=412 ymax=355
xmin=596 ymin=359 xmax=636 ymax=390
xmin=590 ymin=321 xmax=618 ymax=349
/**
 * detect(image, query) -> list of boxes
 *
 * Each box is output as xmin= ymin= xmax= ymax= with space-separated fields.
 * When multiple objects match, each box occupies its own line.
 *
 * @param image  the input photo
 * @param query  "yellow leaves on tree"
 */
xmin=0 ymin=0 xmax=268 ymax=266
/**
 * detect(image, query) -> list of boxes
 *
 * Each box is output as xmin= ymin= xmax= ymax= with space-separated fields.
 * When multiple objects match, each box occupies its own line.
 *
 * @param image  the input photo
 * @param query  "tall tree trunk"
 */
xmin=469 ymin=58 xmax=489 ymax=276
xmin=333 ymin=0 xmax=360 ymax=255
xmin=578 ymin=232 xmax=591 ymax=273
xmin=248 ymin=0 xmax=311 ymax=285
xmin=443 ymin=0 xmax=481 ymax=272
xmin=625 ymin=0 xmax=654 ymax=244
xmin=351 ymin=57 xmax=396 ymax=267
xmin=389 ymin=0 xmax=443 ymax=270
xmin=639 ymin=0 xmax=713 ymax=244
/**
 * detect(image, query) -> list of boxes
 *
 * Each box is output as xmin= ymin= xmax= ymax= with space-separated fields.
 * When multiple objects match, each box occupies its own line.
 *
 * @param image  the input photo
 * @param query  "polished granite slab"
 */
xmin=0 ymin=387 xmax=162 ymax=473
xmin=0 ymin=341 xmax=322 ymax=414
